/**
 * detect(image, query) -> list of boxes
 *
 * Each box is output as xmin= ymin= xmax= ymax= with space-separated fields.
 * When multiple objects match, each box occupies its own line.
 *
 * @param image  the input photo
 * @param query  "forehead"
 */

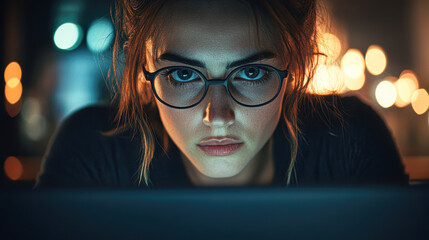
xmin=150 ymin=0 xmax=277 ymax=64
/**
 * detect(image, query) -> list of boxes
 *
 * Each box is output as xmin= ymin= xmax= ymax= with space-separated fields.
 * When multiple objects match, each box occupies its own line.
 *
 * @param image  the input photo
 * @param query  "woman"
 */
xmin=35 ymin=0 xmax=408 ymax=188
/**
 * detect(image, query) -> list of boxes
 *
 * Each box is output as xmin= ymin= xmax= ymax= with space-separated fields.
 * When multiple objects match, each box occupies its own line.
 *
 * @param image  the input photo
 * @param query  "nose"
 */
xmin=202 ymin=86 xmax=235 ymax=128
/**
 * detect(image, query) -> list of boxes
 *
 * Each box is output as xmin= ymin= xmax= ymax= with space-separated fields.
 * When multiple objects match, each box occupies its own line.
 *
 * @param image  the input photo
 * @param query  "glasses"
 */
xmin=142 ymin=64 xmax=288 ymax=109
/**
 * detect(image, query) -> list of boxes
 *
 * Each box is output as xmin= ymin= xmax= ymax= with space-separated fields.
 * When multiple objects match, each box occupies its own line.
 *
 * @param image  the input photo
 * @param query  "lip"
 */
xmin=198 ymin=136 xmax=243 ymax=146
xmin=197 ymin=136 xmax=244 ymax=156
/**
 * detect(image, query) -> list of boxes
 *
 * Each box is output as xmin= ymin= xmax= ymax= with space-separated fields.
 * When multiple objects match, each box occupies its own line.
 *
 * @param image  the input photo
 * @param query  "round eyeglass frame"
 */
xmin=142 ymin=64 xmax=289 ymax=109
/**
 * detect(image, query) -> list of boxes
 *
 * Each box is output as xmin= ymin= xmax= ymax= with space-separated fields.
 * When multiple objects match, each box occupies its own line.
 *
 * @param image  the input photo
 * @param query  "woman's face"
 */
xmin=145 ymin=0 xmax=287 ymax=182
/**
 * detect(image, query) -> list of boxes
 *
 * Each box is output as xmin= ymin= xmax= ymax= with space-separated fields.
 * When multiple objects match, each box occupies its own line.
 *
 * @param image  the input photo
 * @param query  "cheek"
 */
xmin=156 ymin=86 xmax=285 ymax=145
xmin=156 ymin=101 xmax=199 ymax=142
xmin=240 ymin=89 xmax=285 ymax=134
xmin=240 ymin=101 xmax=282 ymax=136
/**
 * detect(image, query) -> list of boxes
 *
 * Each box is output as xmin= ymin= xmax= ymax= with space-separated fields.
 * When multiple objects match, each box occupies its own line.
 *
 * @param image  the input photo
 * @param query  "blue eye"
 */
xmin=236 ymin=66 xmax=267 ymax=80
xmin=168 ymin=68 xmax=199 ymax=82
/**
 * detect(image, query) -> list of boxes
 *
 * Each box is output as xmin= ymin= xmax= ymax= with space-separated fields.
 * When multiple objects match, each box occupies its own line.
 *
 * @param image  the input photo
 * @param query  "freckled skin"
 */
xmin=145 ymin=0 xmax=287 ymax=186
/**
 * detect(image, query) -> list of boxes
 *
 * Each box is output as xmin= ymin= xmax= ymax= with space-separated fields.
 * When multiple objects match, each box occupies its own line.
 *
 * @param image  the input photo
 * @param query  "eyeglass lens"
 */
xmin=153 ymin=65 xmax=281 ymax=108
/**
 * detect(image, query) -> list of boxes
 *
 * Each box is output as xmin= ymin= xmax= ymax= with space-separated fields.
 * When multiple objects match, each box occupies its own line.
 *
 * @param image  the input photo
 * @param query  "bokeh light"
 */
xmin=21 ymin=97 xmax=41 ymax=117
xmin=26 ymin=114 xmax=48 ymax=141
xmin=6 ymin=77 xmax=20 ymax=88
xmin=5 ymin=99 xmax=22 ymax=118
xmin=318 ymin=32 xmax=342 ymax=63
xmin=375 ymin=80 xmax=397 ymax=108
xmin=21 ymin=97 xmax=47 ymax=141
xmin=4 ymin=61 xmax=22 ymax=83
xmin=399 ymin=69 xmax=419 ymax=90
xmin=86 ymin=18 xmax=114 ymax=53
xmin=341 ymin=49 xmax=365 ymax=79
xmin=5 ymin=78 xmax=23 ymax=104
xmin=365 ymin=45 xmax=387 ymax=75
xmin=399 ymin=70 xmax=419 ymax=87
xmin=309 ymin=64 xmax=345 ymax=94
xmin=387 ymin=76 xmax=408 ymax=108
xmin=4 ymin=156 xmax=23 ymax=181
xmin=395 ymin=74 xmax=419 ymax=107
xmin=344 ymin=73 xmax=365 ymax=91
xmin=411 ymin=89 xmax=429 ymax=115
xmin=54 ymin=22 xmax=82 ymax=50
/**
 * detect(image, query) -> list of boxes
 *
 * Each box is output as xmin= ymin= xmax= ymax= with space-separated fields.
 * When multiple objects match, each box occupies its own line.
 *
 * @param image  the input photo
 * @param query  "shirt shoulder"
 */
xmin=295 ymin=94 xmax=408 ymax=185
xmin=35 ymin=103 xmax=141 ymax=188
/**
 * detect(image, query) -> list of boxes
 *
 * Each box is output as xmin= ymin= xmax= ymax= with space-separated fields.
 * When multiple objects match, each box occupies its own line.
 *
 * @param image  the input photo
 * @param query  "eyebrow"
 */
xmin=158 ymin=51 xmax=276 ymax=69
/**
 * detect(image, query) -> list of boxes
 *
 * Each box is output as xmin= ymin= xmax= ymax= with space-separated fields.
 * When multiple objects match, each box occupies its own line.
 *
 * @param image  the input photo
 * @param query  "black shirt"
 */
xmin=35 ymin=95 xmax=408 ymax=188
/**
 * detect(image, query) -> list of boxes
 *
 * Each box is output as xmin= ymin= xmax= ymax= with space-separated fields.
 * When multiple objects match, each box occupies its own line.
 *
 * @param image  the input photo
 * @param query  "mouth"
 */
xmin=197 ymin=136 xmax=244 ymax=156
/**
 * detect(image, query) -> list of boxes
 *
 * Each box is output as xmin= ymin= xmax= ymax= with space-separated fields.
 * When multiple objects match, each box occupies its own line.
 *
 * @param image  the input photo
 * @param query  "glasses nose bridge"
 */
xmin=204 ymin=78 xmax=230 ymax=94
xmin=204 ymin=78 xmax=231 ymax=98
xmin=203 ymin=78 xmax=232 ymax=104
xmin=206 ymin=79 xmax=227 ymax=86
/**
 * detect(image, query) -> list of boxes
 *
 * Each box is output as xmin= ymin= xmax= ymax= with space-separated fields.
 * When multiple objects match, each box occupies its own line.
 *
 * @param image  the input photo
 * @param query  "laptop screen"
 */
xmin=1 ymin=186 xmax=428 ymax=239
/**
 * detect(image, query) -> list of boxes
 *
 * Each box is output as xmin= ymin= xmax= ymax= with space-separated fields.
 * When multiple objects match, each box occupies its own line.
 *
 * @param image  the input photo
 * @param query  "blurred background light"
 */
xmin=53 ymin=22 xmax=82 ymax=50
xmin=21 ymin=97 xmax=47 ymax=141
xmin=411 ymin=89 xmax=429 ymax=115
xmin=376 ymin=80 xmax=397 ymax=108
xmin=4 ymin=61 xmax=22 ymax=82
xmin=21 ymin=97 xmax=41 ymax=117
xmin=5 ymin=78 xmax=23 ymax=104
xmin=6 ymin=77 xmax=20 ymax=88
xmin=24 ymin=114 xmax=48 ymax=141
xmin=389 ymin=76 xmax=408 ymax=108
xmin=5 ymin=100 xmax=22 ymax=118
xmin=395 ymin=73 xmax=419 ymax=107
xmin=341 ymin=49 xmax=365 ymax=79
xmin=399 ymin=70 xmax=419 ymax=88
xmin=318 ymin=32 xmax=342 ymax=63
xmin=309 ymin=64 xmax=345 ymax=94
xmin=4 ymin=156 xmax=23 ymax=181
xmin=86 ymin=18 xmax=114 ymax=53
xmin=365 ymin=45 xmax=387 ymax=75
xmin=344 ymin=73 xmax=365 ymax=91
xmin=55 ymin=51 xmax=100 ymax=119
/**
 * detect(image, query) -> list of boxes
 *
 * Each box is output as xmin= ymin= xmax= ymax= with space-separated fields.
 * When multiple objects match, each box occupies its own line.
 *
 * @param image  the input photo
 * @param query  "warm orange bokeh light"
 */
xmin=6 ymin=77 xmax=20 ymax=88
xmin=365 ymin=45 xmax=387 ymax=76
xmin=318 ymin=32 xmax=342 ymax=63
xmin=5 ymin=78 xmax=23 ymax=104
xmin=5 ymin=100 xmax=22 ymax=118
xmin=4 ymin=156 xmax=23 ymax=181
xmin=394 ymin=97 xmax=408 ymax=108
xmin=309 ymin=64 xmax=345 ymax=95
xmin=395 ymin=77 xmax=418 ymax=106
xmin=376 ymin=80 xmax=397 ymax=108
xmin=399 ymin=70 xmax=419 ymax=87
xmin=344 ymin=74 xmax=365 ymax=91
xmin=4 ymin=61 xmax=22 ymax=83
xmin=411 ymin=89 xmax=429 ymax=115
xmin=341 ymin=49 xmax=365 ymax=79
xmin=387 ymin=76 xmax=407 ymax=108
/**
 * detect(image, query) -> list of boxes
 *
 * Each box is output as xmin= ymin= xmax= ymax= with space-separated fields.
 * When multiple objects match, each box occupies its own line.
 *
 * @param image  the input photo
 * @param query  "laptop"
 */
xmin=1 ymin=186 xmax=428 ymax=240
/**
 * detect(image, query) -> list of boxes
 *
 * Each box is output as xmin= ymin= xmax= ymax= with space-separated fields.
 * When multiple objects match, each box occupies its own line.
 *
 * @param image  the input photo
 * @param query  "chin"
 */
xmin=202 ymin=170 xmax=240 ymax=179
xmin=198 ymin=159 xmax=247 ymax=179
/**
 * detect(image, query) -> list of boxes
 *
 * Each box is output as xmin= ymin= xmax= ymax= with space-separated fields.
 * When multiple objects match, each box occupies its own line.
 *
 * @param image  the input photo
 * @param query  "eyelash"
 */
xmin=161 ymin=69 xmax=200 ymax=88
xmin=160 ymin=67 xmax=272 ymax=87
xmin=241 ymin=75 xmax=269 ymax=86
xmin=236 ymin=67 xmax=271 ymax=85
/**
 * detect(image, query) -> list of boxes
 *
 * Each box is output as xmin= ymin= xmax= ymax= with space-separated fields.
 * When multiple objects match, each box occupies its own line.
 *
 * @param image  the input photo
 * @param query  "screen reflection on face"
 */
xmin=145 ymin=0 xmax=286 ymax=186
